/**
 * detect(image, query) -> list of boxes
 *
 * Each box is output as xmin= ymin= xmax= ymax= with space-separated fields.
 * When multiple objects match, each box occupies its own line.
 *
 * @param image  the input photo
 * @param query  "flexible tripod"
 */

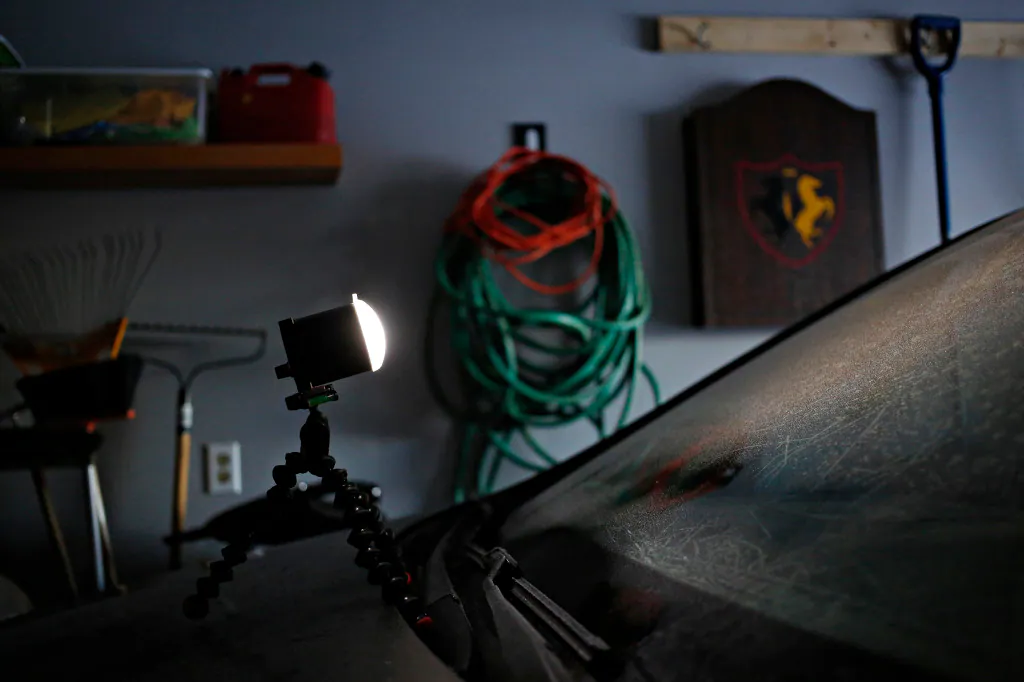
xmin=182 ymin=386 xmax=429 ymax=628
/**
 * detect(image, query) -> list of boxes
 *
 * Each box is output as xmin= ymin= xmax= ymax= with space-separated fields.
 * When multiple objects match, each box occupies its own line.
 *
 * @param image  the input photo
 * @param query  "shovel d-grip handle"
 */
xmin=909 ymin=15 xmax=962 ymax=84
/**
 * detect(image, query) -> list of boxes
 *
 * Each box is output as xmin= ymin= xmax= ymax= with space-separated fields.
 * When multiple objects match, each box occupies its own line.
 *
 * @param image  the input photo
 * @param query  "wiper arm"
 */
xmin=465 ymin=544 xmax=610 ymax=664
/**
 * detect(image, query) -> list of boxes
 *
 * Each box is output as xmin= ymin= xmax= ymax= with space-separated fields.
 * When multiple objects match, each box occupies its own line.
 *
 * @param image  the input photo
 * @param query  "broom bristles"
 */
xmin=0 ymin=227 xmax=162 ymax=339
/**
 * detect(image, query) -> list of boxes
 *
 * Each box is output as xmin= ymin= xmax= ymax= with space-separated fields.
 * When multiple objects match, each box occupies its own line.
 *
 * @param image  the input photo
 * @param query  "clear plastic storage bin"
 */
xmin=0 ymin=67 xmax=212 ymax=146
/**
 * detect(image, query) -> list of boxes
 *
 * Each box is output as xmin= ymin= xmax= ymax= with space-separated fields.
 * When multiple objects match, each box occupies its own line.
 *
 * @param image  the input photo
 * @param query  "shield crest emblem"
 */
xmin=735 ymin=154 xmax=845 ymax=268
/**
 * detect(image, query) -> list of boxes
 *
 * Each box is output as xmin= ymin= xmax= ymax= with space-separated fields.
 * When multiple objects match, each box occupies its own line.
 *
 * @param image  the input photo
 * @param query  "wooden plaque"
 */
xmin=684 ymin=79 xmax=884 ymax=327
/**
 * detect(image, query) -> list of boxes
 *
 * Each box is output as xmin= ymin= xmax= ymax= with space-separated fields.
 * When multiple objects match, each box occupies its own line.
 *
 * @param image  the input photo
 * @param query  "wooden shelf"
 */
xmin=0 ymin=143 xmax=343 ymax=189
xmin=658 ymin=16 xmax=1024 ymax=58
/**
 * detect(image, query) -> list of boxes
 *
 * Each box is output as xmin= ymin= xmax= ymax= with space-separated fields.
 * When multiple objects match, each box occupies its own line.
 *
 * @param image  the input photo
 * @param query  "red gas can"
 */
xmin=217 ymin=63 xmax=336 ymax=143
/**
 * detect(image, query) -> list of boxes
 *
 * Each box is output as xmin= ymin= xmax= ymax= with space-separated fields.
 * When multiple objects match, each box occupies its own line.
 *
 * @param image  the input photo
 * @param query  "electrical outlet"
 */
xmin=204 ymin=442 xmax=242 ymax=495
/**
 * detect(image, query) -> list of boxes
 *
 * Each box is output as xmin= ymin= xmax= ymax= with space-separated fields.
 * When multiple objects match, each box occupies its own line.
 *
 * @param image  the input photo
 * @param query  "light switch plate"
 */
xmin=204 ymin=441 xmax=242 ymax=495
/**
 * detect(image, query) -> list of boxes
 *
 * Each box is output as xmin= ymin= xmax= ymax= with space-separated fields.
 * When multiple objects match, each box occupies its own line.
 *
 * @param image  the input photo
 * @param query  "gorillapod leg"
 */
xmin=183 ymin=409 xmax=428 ymax=627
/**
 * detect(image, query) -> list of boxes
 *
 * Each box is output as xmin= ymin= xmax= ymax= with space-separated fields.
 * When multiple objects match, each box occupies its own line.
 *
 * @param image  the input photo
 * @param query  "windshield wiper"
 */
xmin=462 ymin=543 xmax=610 ymax=665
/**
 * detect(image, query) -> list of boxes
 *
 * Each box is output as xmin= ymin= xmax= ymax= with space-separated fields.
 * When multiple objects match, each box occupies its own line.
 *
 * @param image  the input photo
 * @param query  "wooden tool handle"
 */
xmin=169 ymin=431 xmax=191 ymax=570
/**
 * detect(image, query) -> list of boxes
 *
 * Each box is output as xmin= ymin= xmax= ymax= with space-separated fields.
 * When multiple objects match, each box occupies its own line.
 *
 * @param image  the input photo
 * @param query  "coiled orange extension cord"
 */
xmin=445 ymin=146 xmax=617 ymax=295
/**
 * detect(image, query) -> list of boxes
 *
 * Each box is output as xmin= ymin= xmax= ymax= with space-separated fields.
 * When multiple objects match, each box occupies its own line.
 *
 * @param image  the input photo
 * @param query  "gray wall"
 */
xmin=1 ymin=0 xmax=1021 ymax=601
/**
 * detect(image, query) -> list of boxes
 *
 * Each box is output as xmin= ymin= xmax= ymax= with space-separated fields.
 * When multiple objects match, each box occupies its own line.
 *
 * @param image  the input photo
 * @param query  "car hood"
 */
xmin=0 ymin=533 xmax=458 ymax=682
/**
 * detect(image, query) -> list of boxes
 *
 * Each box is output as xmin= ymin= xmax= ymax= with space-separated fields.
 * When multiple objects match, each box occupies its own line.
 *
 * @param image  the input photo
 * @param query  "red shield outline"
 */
xmin=735 ymin=153 xmax=845 ymax=268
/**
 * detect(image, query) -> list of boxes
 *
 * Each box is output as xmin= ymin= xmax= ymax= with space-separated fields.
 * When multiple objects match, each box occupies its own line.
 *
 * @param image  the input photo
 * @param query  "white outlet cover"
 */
xmin=204 ymin=442 xmax=242 ymax=495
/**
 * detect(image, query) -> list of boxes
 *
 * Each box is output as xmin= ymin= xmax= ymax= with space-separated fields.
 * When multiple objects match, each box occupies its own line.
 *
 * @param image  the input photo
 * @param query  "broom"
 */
xmin=0 ymin=228 xmax=162 ymax=376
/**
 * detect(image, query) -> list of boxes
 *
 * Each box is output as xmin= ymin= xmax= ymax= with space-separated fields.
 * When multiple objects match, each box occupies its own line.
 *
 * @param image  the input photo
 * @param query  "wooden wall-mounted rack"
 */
xmin=658 ymin=16 xmax=1024 ymax=58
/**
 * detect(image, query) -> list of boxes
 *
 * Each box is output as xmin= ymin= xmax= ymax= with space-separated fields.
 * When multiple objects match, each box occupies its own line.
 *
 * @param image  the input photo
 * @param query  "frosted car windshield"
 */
xmin=501 ymin=210 xmax=1024 ymax=682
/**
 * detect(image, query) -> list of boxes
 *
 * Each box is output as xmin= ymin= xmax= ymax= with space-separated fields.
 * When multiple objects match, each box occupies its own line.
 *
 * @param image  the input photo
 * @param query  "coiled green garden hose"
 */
xmin=428 ymin=148 xmax=659 ymax=502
